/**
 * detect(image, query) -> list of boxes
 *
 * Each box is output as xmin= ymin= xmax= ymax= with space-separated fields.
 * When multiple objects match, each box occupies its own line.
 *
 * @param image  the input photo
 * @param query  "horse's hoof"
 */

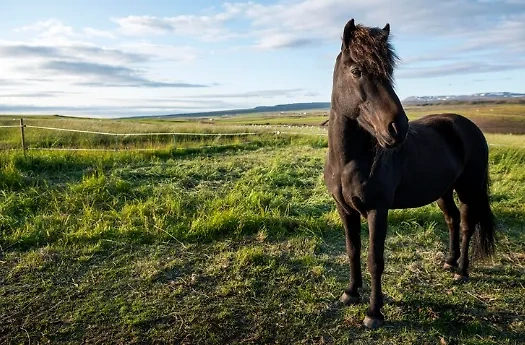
xmin=443 ymin=262 xmax=457 ymax=271
xmin=363 ymin=316 xmax=384 ymax=329
xmin=453 ymin=274 xmax=469 ymax=283
xmin=340 ymin=292 xmax=360 ymax=305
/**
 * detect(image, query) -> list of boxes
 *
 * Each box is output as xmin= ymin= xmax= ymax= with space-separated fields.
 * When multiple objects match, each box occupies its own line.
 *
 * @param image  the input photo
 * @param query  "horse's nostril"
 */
xmin=388 ymin=122 xmax=398 ymax=138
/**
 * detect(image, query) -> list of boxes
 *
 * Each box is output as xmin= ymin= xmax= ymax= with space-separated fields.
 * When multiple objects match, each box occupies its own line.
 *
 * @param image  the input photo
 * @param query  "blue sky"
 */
xmin=1 ymin=0 xmax=524 ymax=117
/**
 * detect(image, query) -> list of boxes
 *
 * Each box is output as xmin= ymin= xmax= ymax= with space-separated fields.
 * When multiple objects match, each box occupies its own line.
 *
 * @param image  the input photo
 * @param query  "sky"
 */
xmin=0 ymin=0 xmax=524 ymax=117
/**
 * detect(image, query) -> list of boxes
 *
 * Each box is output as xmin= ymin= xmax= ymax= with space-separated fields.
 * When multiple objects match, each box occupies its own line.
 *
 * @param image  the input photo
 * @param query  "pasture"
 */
xmin=1 ymin=104 xmax=525 ymax=344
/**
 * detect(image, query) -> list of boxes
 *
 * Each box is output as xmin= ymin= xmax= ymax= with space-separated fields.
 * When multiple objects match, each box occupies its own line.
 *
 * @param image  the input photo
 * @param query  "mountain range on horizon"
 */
xmin=133 ymin=92 xmax=525 ymax=119
xmin=402 ymin=91 xmax=525 ymax=103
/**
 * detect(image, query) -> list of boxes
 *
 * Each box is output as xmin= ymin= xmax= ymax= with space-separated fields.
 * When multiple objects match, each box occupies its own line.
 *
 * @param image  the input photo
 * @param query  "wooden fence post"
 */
xmin=19 ymin=118 xmax=26 ymax=156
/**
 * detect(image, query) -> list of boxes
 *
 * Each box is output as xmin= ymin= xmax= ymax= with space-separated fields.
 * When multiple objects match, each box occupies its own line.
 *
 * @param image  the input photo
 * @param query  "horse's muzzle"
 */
xmin=392 ymin=114 xmax=409 ymax=138
xmin=383 ymin=116 xmax=408 ymax=148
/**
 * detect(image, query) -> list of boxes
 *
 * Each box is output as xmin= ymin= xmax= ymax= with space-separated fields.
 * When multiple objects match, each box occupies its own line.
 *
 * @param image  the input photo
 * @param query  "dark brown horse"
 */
xmin=324 ymin=19 xmax=495 ymax=329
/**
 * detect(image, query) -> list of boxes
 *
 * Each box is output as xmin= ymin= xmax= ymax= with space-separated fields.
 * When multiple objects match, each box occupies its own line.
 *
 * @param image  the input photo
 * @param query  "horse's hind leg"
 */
xmin=454 ymin=165 xmax=494 ymax=281
xmin=455 ymin=200 xmax=476 ymax=282
xmin=437 ymin=190 xmax=460 ymax=270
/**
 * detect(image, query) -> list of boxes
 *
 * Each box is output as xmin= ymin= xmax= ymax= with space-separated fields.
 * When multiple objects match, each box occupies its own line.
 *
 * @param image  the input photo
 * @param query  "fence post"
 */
xmin=19 ymin=118 xmax=26 ymax=156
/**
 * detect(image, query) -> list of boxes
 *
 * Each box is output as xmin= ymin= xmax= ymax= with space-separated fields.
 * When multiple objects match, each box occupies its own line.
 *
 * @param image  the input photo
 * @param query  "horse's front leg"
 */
xmin=364 ymin=208 xmax=388 ymax=329
xmin=335 ymin=203 xmax=362 ymax=304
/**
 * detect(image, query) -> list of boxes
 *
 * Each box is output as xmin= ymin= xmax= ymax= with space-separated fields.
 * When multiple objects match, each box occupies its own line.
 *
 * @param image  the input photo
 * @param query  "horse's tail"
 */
xmin=472 ymin=166 xmax=496 ymax=259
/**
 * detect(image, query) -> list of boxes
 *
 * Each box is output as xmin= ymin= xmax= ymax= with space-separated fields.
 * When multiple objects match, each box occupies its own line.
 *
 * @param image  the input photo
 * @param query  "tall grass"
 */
xmin=0 ymin=142 xmax=335 ymax=251
xmin=0 ymin=116 xmax=272 ymax=150
xmin=1 ymin=135 xmax=523 ymax=250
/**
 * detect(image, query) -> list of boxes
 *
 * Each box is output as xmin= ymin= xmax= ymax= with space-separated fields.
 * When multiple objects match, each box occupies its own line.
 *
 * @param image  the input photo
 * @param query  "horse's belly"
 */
xmin=391 ymin=187 xmax=448 ymax=209
xmin=391 ymin=164 xmax=461 ymax=209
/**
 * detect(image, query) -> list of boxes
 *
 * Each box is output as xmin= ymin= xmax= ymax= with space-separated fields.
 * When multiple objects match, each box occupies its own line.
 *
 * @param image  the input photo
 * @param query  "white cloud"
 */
xmin=239 ymin=0 xmax=525 ymax=49
xmin=0 ymin=41 xmax=150 ymax=65
xmin=1 ymin=19 xmax=201 ymax=89
xmin=110 ymin=2 xmax=260 ymax=41
xmin=112 ymin=16 xmax=175 ymax=36
xmin=112 ymin=14 xmax=232 ymax=41
xmin=83 ymin=27 xmax=117 ymax=39
xmin=2 ymin=0 xmax=524 ymax=116
xmin=14 ymin=19 xmax=75 ymax=39
xmin=398 ymin=61 xmax=525 ymax=79
xmin=459 ymin=13 xmax=525 ymax=54
xmin=117 ymin=42 xmax=198 ymax=62
xmin=183 ymin=88 xmax=305 ymax=99
xmin=107 ymin=0 xmax=525 ymax=59
xmin=254 ymin=33 xmax=319 ymax=50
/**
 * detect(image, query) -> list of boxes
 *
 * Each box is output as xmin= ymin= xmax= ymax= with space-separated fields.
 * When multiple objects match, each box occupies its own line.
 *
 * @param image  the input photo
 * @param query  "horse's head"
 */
xmin=332 ymin=19 xmax=408 ymax=148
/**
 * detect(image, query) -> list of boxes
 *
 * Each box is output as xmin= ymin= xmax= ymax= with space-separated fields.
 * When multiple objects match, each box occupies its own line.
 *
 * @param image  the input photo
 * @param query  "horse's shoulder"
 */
xmin=410 ymin=113 xmax=466 ymax=136
xmin=407 ymin=113 xmax=480 ymax=163
xmin=412 ymin=113 xmax=463 ymax=124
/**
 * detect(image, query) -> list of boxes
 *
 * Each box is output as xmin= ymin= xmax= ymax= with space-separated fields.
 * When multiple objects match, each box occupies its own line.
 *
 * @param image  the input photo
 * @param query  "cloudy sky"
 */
xmin=1 ymin=0 xmax=524 ymax=117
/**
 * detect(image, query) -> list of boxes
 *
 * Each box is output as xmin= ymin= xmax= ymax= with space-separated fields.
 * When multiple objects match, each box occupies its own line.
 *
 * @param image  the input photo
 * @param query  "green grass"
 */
xmin=2 ymin=103 xmax=525 ymax=150
xmin=0 ymin=116 xmax=270 ymax=150
xmin=1 ymin=126 xmax=524 ymax=344
xmin=211 ymin=112 xmax=328 ymax=126
xmin=404 ymin=103 xmax=525 ymax=119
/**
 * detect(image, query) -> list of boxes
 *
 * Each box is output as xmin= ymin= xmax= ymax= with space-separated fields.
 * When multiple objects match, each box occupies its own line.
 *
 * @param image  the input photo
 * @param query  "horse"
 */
xmin=323 ymin=19 xmax=496 ymax=329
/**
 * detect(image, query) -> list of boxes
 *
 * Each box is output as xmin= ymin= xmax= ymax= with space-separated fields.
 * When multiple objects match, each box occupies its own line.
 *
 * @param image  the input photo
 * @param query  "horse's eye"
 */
xmin=351 ymin=67 xmax=362 ymax=78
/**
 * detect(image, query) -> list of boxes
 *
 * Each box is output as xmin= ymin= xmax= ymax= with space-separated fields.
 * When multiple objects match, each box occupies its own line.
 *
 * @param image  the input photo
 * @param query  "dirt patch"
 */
xmin=468 ymin=116 xmax=525 ymax=135
xmin=319 ymin=116 xmax=525 ymax=134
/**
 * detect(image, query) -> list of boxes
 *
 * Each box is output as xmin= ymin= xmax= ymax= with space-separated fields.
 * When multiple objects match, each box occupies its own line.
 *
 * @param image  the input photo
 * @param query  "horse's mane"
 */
xmin=343 ymin=24 xmax=399 ymax=83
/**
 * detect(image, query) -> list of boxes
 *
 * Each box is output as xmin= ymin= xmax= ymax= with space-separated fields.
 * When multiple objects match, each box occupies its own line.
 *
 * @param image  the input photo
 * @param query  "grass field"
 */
xmin=1 ymin=103 xmax=524 ymax=151
xmin=0 ymin=116 xmax=268 ymax=150
xmin=203 ymin=103 xmax=525 ymax=134
xmin=1 ymin=105 xmax=525 ymax=344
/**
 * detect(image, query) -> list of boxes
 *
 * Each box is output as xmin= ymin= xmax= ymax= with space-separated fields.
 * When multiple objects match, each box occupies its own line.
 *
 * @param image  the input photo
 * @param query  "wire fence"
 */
xmin=1 ymin=118 xmax=523 ymax=155
xmin=0 ymin=118 xmax=324 ymax=154
xmin=24 ymin=125 xmax=260 ymax=137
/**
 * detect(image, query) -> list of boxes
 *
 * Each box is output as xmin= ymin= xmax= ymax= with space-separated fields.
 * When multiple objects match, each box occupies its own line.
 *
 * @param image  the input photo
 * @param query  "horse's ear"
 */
xmin=342 ymin=18 xmax=356 ymax=50
xmin=382 ymin=23 xmax=390 ymax=37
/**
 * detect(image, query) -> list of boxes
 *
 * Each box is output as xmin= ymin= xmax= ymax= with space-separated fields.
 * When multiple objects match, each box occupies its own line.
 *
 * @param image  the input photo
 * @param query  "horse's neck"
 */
xmin=328 ymin=111 xmax=391 ymax=188
xmin=328 ymin=110 xmax=374 ymax=166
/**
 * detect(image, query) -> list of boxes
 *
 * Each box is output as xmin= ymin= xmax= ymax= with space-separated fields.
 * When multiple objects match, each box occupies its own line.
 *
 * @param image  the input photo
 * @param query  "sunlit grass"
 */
xmin=0 ymin=116 xmax=270 ymax=150
xmin=486 ymin=133 xmax=525 ymax=148
xmin=1 ymin=134 xmax=524 ymax=343
xmin=405 ymin=102 xmax=525 ymax=119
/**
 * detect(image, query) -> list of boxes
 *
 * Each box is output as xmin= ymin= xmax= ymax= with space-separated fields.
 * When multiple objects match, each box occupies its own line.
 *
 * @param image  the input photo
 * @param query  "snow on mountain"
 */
xmin=403 ymin=92 xmax=525 ymax=103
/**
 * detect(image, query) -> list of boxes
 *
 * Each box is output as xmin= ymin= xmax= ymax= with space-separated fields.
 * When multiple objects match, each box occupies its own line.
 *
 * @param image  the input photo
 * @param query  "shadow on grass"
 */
xmin=388 ymin=203 xmax=525 ymax=248
xmin=384 ymin=298 xmax=525 ymax=343
xmin=1 ymin=139 xmax=288 ymax=189
xmin=327 ymin=263 xmax=525 ymax=343
xmin=3 ymin=230 xmax=525 ymax=344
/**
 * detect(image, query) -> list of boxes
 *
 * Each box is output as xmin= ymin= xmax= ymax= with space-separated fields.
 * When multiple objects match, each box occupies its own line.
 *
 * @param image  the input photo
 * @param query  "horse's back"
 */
xmin=411 ymin=113 xmax=488 ymax=163
xmin=423 ymin=113 xmax=490 ymax=191
xmin=392 ymin=113 xmax=488 ymax=208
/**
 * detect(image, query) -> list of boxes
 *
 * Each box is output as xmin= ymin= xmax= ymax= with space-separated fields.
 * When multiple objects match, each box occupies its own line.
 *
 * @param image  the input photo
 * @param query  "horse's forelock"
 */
xmin=344 ymin=25 xmax=398 ymax=83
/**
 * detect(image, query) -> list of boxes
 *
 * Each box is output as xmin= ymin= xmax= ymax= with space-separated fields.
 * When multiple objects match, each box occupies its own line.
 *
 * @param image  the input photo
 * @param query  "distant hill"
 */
xmin=125 ymin=92 xmax=525 ymax=119
xmin=151 ymin=102 xmax=331 ymax=119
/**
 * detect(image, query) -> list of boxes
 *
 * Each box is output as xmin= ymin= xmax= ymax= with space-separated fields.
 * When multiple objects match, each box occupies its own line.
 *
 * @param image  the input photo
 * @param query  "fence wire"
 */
xmin=23 ymin=125 xmax=259 ymax=137
xmin=0 ymin=120 xmax=296 ymax=152
xmin=1 ymin=119 xmax=524 ymax=152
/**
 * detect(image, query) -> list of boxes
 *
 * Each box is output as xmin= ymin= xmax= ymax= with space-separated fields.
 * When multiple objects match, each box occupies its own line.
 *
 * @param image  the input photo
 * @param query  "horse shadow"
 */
xmin=6 ymin=143 xmax=267 ymax=191
xmin=313 ymin=267 xmax=525 ymax=343
xmin=315 ymin=198 xmax=525 ymax=341
xmin=384 ymin=299 xmax=525 ymax=343
xmin=387 ymin=195 xmax=525 ymax=247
